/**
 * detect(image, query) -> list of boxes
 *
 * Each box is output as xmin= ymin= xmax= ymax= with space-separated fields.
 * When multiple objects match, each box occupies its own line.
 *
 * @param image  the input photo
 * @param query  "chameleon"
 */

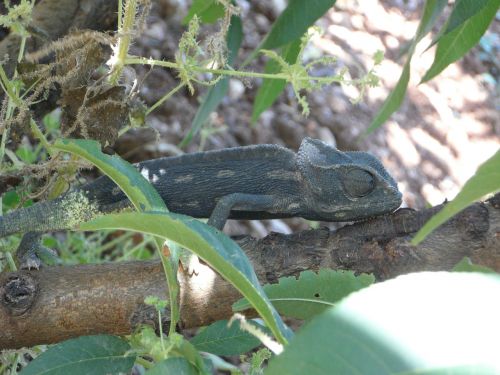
xmin=0 ymin=138 xmax=402 ymax=268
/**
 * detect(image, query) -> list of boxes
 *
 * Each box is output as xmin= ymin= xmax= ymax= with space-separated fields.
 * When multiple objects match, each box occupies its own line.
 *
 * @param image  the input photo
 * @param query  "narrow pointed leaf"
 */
xmin=183 ymin=0 xmax=225 ymax=25
xmin=180 ymin=16 xmax=242 ymax=147
xmin=452 ymin=257 xmax=496 ymax=273
xmin=421 ymin=0 xmax=500 ymax=82
xmin=365 ymin=61 xmax=411 ymax=134
xmin=52 ymin=139 xmax=166 ymax=212
xmin=412 ymin=149 xmax=500 ymax=244
xmin=366 ymin=0 xmax=446 ymax=134
xmin=260 ymin=0 xmax=337 ymax=50
xmin=251 ymin=39 xmax=301 ymax=124
xmin=80 ymin=212 xmax=293 ymax=344
xmin=428 ymin=0 xmax=490 ymax=49
xmin=20 ymin=335 xmax=134 ymax=375
xmin=414 ymin=0 xmax=448 ymax=43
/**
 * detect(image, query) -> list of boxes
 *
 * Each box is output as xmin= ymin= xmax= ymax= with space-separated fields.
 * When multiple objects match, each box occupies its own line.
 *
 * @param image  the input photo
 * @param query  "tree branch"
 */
xmin=0 ymin=194 xmax=499 ymax=349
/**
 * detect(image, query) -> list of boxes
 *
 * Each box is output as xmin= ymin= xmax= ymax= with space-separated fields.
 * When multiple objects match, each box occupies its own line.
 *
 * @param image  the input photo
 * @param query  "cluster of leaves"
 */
xmin=0 ymin=0 xmax=499 ymax=374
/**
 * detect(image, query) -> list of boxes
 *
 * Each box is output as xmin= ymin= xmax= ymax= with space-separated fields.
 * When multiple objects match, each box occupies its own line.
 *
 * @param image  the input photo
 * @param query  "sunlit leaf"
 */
xmin=412 ymin=149 xmax=500 ymax=244
xmin=265 ymin=272 xmax=500 ymax=374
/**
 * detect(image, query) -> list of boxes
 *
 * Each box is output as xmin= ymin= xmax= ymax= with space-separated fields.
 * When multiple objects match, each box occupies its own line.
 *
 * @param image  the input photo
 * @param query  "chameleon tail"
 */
xmin=0 ymin=190 xmax=100 ymax=238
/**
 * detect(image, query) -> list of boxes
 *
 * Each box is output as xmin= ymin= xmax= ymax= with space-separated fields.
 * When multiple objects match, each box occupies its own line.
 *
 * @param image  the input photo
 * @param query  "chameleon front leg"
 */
xmin=16 ymin=232 xmax=59 ymax=269
xmin=208 ymin=193 xmax=276 ymax=230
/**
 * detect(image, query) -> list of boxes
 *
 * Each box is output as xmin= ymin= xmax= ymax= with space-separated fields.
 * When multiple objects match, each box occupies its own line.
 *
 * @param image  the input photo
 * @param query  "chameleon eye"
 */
xmin=343 ymin=169 xmax=375 ymax=198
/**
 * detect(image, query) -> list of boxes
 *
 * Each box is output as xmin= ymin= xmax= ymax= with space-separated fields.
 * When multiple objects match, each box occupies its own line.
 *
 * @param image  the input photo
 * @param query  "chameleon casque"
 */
xmin=0 ymin=138 xmax=402 ymax=267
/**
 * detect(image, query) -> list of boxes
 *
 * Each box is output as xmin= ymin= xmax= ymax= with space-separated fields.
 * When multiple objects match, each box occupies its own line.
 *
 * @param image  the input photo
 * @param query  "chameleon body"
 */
xmin=0 ymin=138 xmax=401 ymax=266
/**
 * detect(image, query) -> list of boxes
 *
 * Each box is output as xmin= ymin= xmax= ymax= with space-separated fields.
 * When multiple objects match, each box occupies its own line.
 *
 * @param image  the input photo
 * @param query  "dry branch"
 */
xmin=0 ymin=194 xmax=499 ymax=349
xmin=0 ymin=0 xmax=117 ymax=79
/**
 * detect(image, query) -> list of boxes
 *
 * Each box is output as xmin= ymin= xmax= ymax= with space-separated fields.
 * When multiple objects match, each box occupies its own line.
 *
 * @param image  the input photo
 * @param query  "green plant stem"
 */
xmin=125 ymin=57 xmax=343 ymax=84
xmin=146 ymin=82 xmax=186 ymax=115
xmin=158 ymin=309 xmax=166 ymax=352
xmin=29 ymin=119 xmax=56 ymax=157
xmin=0 ymin=65 xmax=21 ymax=170
xmin=117 ymin=0 xmax=123 ymax=35
xmin=109 ymin=0 xmax=137 ymax=85
xmin=157 ymin=244 xmax=180 ymax=337
xmin=5 ymin=251 xmax=17 ymax=271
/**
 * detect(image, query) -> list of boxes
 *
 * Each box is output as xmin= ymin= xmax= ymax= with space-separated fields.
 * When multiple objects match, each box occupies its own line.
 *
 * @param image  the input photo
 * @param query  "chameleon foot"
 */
xmin=16 ymin=232 xmax=59 ymax=270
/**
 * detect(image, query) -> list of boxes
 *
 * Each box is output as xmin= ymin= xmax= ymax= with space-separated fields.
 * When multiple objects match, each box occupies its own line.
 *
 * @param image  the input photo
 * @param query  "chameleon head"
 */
xmin=297 ymin=138 xmax=402 ymax=221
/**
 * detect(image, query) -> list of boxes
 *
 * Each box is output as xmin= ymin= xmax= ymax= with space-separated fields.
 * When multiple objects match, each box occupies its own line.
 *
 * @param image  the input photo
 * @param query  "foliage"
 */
xmin=266 ymin=272 xmax=500 ymax=374
xmin=367 ymin=0 xmax=499 ymax=133
xmin=190 ymin=319 xmax=262 ymax=356
xmin=233 ymin=269 xmax=374 ymax=320
xmin=19 ymin=335 xmax=135 ymax=375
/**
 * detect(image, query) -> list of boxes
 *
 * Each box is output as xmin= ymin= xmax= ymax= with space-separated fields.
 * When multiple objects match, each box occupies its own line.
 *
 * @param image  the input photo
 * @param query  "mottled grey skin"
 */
xmin=0 ymin=138 xmax=402 ymax=267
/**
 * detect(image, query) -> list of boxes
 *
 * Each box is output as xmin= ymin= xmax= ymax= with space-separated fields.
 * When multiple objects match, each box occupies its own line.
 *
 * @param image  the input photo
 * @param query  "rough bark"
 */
xmin=0 ymin=194 xmax=499 ymax=350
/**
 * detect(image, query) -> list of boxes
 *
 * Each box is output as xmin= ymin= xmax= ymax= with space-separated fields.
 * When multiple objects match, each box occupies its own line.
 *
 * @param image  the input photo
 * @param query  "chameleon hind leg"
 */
xmin=13 ymin=200 xmax=131 ymax=269
xmin=16 ymin=232 xmax=59 ymax=269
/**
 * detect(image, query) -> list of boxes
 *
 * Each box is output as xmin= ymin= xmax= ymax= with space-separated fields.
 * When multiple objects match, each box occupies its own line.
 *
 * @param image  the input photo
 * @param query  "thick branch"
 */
xmin=0 ymin=195 xmax=499 ymax=349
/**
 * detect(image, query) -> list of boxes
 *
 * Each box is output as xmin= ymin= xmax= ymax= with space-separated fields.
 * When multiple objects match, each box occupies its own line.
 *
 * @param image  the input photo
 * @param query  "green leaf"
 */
xmin=265 ymin=272 xmax=500 ymax=375
xmin=179 ymin=16 xmax=243 ymax=147
xmin=146 ymin=357 xmax=199 ymax=375
xmin=452 ymin=257 xmax=496 ymax=274
xmin=412 ymin=149 xmax=500 ymax=244
xmin=421 ymin=0 xmax=500 ymax=82
xmin=234 ymin=270 xmax=374 ymax=320
xmin=20 ymin=335 xmax=134 ymax=375
xmin=365 ymin=61 xmax=411 ymax=135
xmin=52 ymin=139 xmax=166 ymax=212
xmin=183 ymin=0 xmax=225 ymax=25
xmin=80 ymin=212 xmax=293 ymax=345
xmin=414 ymin=0 xmax=449 ymax=43
xmin=431 ymin=0 xmax=490 ymax=47
xmin=251 ymin=39 xmax=301 ymax=124
xmin=261 ymin=0 xmax=337 ymax=50
xmin=191 ymin=319 xmax=262 ymax=356
xmin=365 ymin=0 xmax=447 ymax=134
